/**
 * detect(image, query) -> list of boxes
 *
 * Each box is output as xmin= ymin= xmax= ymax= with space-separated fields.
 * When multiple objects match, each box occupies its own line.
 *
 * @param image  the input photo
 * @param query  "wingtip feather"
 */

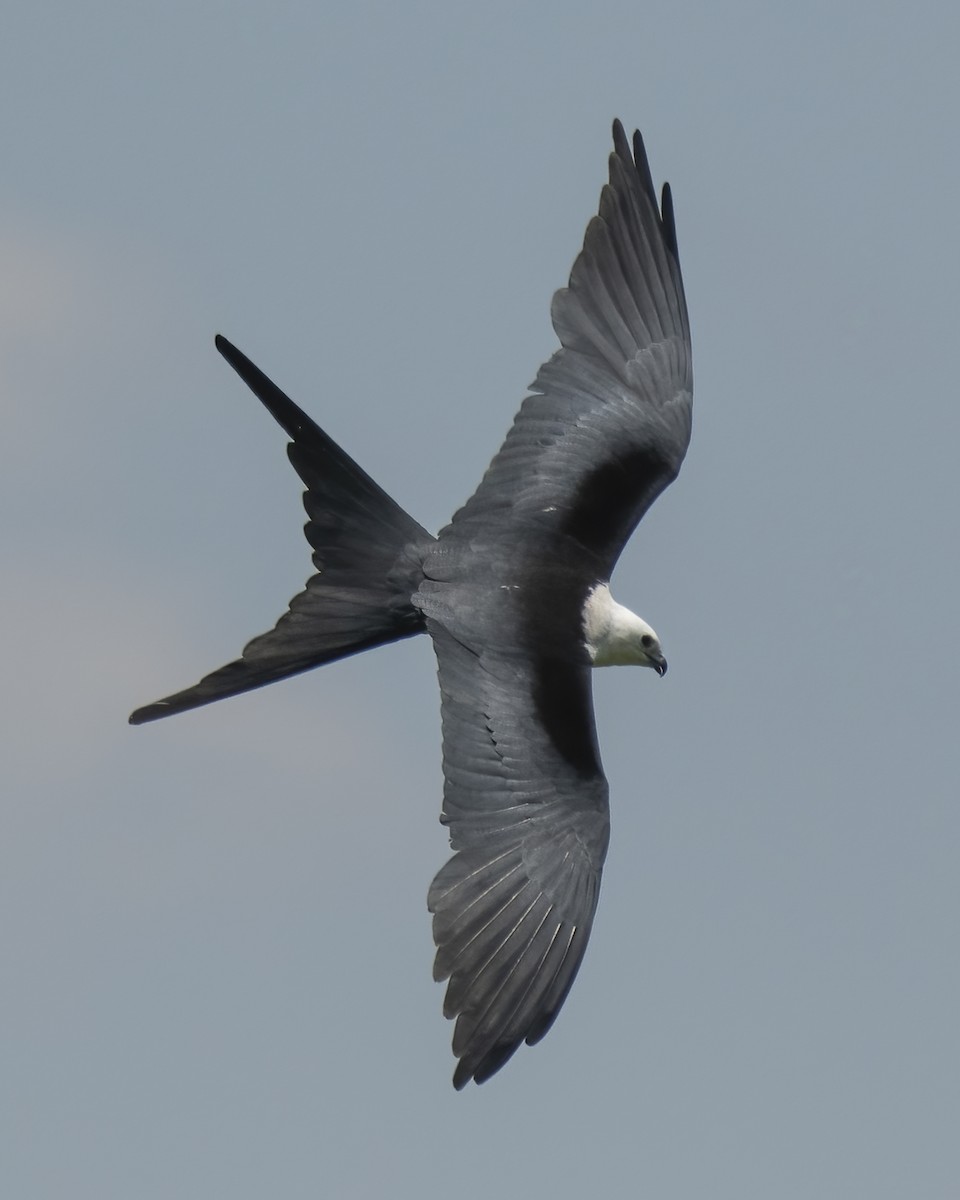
xmin=660 ymin=181 xmax=679 ymax=260
xmin=128 ymin=702 xmax=170 ymax=725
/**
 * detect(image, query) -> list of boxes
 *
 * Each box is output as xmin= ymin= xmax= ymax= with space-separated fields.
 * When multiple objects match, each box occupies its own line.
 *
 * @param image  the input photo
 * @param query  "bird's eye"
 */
xmin=641 ymin=634 xmax=654 ymax=649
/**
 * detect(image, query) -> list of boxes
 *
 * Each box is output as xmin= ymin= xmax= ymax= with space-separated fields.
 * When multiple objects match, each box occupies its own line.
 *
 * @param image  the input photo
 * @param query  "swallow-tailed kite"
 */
xmin=131 ymin=120 xmax=693 ymax=1087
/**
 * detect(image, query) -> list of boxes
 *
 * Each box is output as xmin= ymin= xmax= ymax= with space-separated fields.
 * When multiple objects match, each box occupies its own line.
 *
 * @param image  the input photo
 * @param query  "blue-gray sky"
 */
xmin=3 ymin=2 xmax=959 ymax=1196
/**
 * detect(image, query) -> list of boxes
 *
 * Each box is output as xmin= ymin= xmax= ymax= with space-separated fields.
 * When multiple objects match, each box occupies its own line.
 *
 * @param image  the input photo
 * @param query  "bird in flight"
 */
xmin=131 ymin=120 xmax=692 ymax=1088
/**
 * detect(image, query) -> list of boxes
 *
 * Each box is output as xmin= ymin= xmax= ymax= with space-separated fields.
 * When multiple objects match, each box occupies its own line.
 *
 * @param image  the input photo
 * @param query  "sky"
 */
xmin=3 ymin=2 xmax=959 ymax=1196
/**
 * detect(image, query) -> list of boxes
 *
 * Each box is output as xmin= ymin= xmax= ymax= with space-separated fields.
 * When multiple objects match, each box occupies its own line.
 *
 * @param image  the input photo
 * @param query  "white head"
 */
xmin=581 ymin=583 xmax=667 ymax=674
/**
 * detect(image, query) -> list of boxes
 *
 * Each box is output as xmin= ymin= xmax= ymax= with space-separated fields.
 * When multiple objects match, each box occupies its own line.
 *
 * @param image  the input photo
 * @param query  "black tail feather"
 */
xmin=130 ymin=337 xmax=433 ymax=725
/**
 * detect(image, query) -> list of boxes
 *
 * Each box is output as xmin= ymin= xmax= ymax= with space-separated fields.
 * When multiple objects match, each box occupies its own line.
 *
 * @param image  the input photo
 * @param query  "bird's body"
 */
xmin=131 ymin=121 xmax=692 ymax=1087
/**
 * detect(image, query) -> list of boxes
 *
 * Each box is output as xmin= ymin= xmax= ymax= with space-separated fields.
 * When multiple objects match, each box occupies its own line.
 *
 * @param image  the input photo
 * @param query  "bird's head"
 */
xmin=582 ymin=584 xmax=668 ymax=674
xmin=636 ymin=624 xmax=668 ymax=676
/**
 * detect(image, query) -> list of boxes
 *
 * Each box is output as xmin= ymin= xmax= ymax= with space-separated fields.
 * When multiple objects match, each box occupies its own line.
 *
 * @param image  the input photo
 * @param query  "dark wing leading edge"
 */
xmin=426 ymin=623 xmax=610 ymax=1089
xmin=448 ymin=120 xmax=692 ymax=580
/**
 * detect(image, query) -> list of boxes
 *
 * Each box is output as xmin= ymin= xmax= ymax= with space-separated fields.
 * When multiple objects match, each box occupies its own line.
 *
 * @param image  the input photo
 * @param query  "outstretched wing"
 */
xmin=449 ymin=120 xmax=692 ymax=578
xmin=426 ymin=623 xmax=610 ymax=1088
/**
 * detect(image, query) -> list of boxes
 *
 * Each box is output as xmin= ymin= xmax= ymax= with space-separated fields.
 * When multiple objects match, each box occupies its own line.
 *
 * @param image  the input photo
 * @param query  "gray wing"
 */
xmin=426 ymin=623 xmax=610 ymax=1088
xmin=448 ymin=120 xmax=692 ymax=579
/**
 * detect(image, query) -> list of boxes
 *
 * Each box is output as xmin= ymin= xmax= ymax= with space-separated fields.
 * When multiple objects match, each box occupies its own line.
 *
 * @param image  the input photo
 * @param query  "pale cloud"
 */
xmin=0 ymin=223 xmax=84 ymax=342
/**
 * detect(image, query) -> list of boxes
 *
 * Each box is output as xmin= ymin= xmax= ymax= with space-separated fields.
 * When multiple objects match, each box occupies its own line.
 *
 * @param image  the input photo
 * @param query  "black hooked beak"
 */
xmin=653 ymin=655 xmax=667 ymax=678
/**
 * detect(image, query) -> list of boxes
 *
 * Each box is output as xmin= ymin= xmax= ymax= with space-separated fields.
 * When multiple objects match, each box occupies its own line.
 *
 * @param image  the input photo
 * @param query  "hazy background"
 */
xmin=3 ymin=2 xmax=958 ymax=1196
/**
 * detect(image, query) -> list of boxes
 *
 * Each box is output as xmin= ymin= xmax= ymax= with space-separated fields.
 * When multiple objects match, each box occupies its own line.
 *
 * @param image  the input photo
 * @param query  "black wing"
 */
xmin=426 ymin=623 xmax=610 ymax=1088
xmin=423 ymin=122 xmax=690 ymax=1083
xmin=448 ymin=120 xmax=692 ymax=578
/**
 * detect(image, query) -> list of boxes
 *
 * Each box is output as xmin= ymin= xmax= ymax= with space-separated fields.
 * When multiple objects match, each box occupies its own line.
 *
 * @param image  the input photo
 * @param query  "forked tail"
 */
xmin=129 ymin=336 xmax=433 ymax=725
